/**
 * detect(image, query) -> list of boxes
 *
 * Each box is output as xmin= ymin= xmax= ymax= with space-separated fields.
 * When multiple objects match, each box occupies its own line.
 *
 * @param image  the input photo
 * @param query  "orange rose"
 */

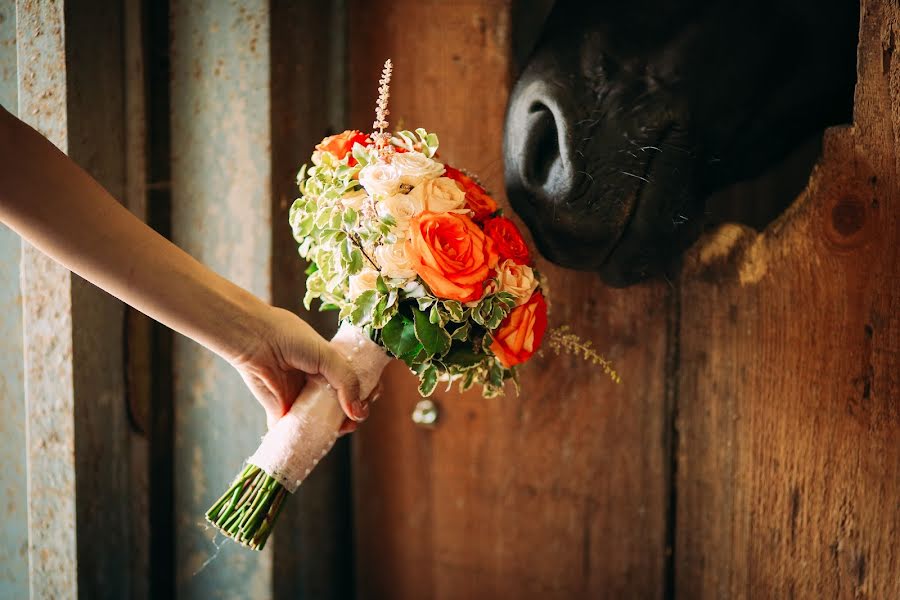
xmin=316 ymin=130 xmax=370 ymax=165
xmin=406 ymin=211 xmax=499 ymax=302
xmin=443 ymin=164 xmax=498 ymax=221
xmin=490 ymin=292 xmax=547 ymax=368
xmin=483 ymin=217 xmax=530 ymax=265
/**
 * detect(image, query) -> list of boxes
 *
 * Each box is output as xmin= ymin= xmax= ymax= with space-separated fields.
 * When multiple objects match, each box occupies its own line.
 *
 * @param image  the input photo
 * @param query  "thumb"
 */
xmin=317 ymin=343 xmax=365 ymax=422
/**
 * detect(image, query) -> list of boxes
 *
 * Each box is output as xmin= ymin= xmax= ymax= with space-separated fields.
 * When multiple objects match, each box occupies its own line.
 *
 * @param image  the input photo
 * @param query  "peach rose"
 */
xmin=407 ymin=177 xmax=467 ymax=213
xmin=348 ymin=267 xmax=379 ymax=299
xmin=406 ymin=211 xmax=499 ymax=302
xmin=493 ymin=259 xmax=538 ymax=305
xmin=490 ymin=292 xmax=548 ymax=368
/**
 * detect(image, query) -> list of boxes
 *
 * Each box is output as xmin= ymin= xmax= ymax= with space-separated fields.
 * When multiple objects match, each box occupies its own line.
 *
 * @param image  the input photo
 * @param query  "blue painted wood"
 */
xmin=15 ymin=2 xmax=80 ymax=596
xmin=170 ymin=1 xmax=274 ymax=596
xmin=0 ymin=2 xmax=27 ymax=598
xmin=16 ymin=1 xmax=131 ymax=596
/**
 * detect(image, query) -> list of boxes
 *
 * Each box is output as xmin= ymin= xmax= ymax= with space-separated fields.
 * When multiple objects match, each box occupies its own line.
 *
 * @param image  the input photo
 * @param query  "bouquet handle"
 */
xmin=206 ymin=323 xmax=390 ymax=548
xmin=249 ymin=322 xmax=391 ymax=492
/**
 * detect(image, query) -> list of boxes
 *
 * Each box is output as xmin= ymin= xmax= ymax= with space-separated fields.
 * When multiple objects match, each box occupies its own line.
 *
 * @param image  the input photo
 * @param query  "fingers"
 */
xmin=317 ymin=343 xmax=365 ymax=422
xmin=338 ymin=417 xmax=358 ymax=437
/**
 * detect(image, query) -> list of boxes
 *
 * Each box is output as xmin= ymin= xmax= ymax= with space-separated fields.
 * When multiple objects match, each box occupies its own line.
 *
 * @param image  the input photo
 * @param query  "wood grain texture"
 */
xmin=675 ymin=1 xmax=900 ymax=598
xmin=348 ymin=2 xmax=671 ymax=598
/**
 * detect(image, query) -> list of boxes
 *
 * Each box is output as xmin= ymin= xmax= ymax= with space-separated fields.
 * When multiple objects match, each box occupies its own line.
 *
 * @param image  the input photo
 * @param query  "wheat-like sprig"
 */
xmin=546 ymin=326 xmax=621 ymax=384
xmin=373 ymin=59 xmax=394 ymax=162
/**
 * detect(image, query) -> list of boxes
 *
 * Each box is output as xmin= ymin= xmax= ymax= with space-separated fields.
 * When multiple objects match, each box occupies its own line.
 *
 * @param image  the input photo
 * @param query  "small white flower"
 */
xmin=359 ymin=163 xmax=401 ymax=197
xmin=374 ymin=242 xmax=417 ymax=280
xmin=407 ymin=176 xmax=467 ymax=213
xmin=341 ymin=189 xmax=369 ymax=211
xmin=492 ymin=260 xmax=538 ymax=305
xmin=378 ymin=192 xmax=425 ymax=236
xmin=348 ymin=267 xmax=380 ymax=299
xmin=391 ymin=151 xmax=445 ymax=187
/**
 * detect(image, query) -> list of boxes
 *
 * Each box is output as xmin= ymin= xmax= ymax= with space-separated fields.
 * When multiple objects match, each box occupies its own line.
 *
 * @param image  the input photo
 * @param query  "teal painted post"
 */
xmin=170 ymin=1 xmax=274 ymax=596
xmin=16 ymin=0 xmax=132 ymax=596
xmin=16 ymin=2 xmax=80 ymax=595
xmin=0 ymin=1 xmax=27 ymax=598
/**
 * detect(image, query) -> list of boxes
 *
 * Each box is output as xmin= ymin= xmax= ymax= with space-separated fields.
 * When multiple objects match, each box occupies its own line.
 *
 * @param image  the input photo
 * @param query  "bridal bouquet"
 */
xmin=206 ymin=60 xmax=614 ymax=550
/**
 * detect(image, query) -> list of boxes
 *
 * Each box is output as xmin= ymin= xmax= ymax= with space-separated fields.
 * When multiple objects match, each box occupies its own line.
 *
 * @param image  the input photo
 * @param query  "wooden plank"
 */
xmin=676 ymin=1 xmax=900 ymax=597
xmin=170 ymin=1 xmax=274 ymax=596
xmin=16 ymin=0 xmax=132 ymax=597
xmin=0 ymin=2 xmax=27 ymax=597
xmin=123 ymin=0 xmax=150 ymax=598
xmin=268 ymin=2 xmax=356 ymax=599
xmin=16 ymin=2 xmax=81 ymax=596
xmin=348 ymin=1 xmax=671 ymax=598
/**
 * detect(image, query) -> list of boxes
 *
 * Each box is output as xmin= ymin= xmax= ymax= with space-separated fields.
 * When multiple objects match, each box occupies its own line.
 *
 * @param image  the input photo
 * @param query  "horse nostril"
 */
xmin=526 ymin=103 xmax=560 ymax=190
xmin=505 ymin=85 xmax=575 ymax=202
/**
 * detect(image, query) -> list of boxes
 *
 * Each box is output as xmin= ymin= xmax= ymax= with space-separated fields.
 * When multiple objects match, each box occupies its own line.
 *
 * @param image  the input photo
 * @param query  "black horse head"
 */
xmin=504 ymin=0 xmax=858 ymax=286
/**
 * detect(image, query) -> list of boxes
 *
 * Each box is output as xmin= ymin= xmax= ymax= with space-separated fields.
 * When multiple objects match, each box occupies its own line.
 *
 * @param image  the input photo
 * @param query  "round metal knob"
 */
xmin=411 ymin=399 xmax=439 ymax=427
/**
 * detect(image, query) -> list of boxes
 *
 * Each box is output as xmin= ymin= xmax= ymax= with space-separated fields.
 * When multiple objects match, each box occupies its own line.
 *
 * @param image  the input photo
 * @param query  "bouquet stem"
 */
xmin=205 ymin=464 xmax=289 ymax=550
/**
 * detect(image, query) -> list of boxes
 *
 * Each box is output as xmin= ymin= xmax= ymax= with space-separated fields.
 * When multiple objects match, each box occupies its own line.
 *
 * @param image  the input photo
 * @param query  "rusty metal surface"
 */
xmin=0 ymin=2 xmax=27 ymax=597
xmin=170 ymin=1 xmax=274 ymax=596
xmin=15 ymin=2 xmax=80 ymax=597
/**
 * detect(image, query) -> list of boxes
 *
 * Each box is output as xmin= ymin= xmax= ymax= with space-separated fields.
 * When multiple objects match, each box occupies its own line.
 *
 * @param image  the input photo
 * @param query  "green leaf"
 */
xmin=416 ymin=296 xmax=434 ymax=312
xmin=444 ymin=346 xmax=484 ymax=368
xmin=382 ymin=313 xmax=423 ymax=362
xmin=343 ymin=207 xmax=358 ymax=227
xmin=376 ymin=275 xmax=389 ymax=294
xmin=459 ymin=369 xmax=476 ymax=393
xmin=413 ymin=308 xmax=451 ymax=357
xmin=350 ymin=290 xmax=380 ymax=326
xmin=319 ymin=303 xmax=339 ymax=312
xmin=428 ymin=303 xmax=442 ymax=325
xmin=371 ymin=296 xmax=395 ymax=329
xmin=489 ymin=362 xmax=505 ymax=389
xmin=442 ymin=300 xmax=464 ymax=322
xmin=450 ymin=321 xmax=471 ymax=341
xmin=418 ymin=366 xmax=439 ymax=397
xmin=347 ymin=249 xmax=363 ymax=275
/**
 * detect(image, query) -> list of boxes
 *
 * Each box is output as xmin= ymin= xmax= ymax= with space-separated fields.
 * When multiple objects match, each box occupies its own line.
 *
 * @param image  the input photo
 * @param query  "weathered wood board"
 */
xmin=170 ymin=1 xmax=274 ymax=596
xmin=675 ymin=1 xmax=900 ymax=598
xmin=348 ymin=2 xmax=671 ymax=598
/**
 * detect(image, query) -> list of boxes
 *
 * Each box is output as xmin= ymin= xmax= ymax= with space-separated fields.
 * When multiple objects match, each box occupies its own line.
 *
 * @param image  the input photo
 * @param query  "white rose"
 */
xmin=359 ymin=163 xmax=401 ymax=197
xmin=341 ymin=189 xmax=369 ymax=211
xmin=348 ymin=267 xmax=379 ymax=299
xmin=407 ymin=176 xmax=467 ymax=213
xmin=378 ymin=192 xmax=425 ymax=236
xmin=391 ymin=151 xmax=445 ymax=186
xmin=494 ymin=260 xmax=538 ymax=305
xmin=374 ymin=243 xmax=417 ymax=280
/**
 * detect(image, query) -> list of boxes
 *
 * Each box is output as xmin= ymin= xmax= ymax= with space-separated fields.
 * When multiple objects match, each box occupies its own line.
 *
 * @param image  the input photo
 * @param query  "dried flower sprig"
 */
xmin=547 ymin=326 xmax=621 ymax=384
xmin=373 ymin=58 xmax=394 ymax=162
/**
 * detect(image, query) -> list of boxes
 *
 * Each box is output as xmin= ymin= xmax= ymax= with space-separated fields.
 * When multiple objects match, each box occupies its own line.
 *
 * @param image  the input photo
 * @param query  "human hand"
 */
xmin=230 ymin=305 xmax=372 ymax=432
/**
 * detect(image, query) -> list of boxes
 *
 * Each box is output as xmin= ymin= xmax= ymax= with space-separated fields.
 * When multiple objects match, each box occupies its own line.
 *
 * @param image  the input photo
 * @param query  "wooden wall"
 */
xmin=348 ymin=1 xmax=671 ymax=598
xmin=676 ymin=2 xmax=900 ymax=597
xmin=348 ymin=1 xmax=899 ymax=599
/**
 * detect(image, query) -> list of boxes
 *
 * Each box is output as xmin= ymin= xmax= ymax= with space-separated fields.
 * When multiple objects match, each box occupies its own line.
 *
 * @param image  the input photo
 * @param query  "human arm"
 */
xmin=0 ymin=105 xmax=367 ymax=428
